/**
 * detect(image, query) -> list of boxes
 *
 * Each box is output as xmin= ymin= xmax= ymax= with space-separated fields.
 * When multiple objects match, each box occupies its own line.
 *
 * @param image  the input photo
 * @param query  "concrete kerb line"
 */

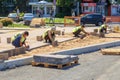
xmin=1 ymin=40 xmax=120 ymax=70
xmin=29 ymin=37 xmax=77 ymax=51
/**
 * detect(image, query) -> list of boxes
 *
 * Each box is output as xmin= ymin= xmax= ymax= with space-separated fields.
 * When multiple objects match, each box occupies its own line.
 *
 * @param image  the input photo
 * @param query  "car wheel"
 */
xmin=81 ymin=22 xmax=85 ymax=26
xmin=96 ymin=21 xmax=103 ymax=26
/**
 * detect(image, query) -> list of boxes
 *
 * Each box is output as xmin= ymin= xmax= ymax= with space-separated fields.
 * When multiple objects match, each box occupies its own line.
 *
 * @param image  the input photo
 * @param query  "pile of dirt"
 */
xmin=9 ymin=33 xmax=120 ymax=59
xmin=30 ymin=18 xmax=45 ymax=27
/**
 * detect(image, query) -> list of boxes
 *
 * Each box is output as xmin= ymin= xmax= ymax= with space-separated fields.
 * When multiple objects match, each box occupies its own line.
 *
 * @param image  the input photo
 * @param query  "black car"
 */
xmin=81 ymin=13 xmax=105 ymax=26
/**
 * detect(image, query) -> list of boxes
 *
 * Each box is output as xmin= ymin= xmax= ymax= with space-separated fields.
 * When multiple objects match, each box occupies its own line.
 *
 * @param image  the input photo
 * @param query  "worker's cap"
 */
xmin=23 ymin=31 xmax=29 ymax=36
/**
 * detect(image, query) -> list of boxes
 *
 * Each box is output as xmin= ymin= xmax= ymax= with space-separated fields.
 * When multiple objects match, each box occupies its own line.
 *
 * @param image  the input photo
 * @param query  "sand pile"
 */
xmin=30 ymin=18 xmax=45 ymax=27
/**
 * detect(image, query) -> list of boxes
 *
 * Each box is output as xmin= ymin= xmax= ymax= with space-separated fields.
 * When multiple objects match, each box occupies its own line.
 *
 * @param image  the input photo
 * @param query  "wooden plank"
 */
xmin=32 ymin=59 xmax=78 ymax=69
xmin=101 ymin=49 xmax=120 ymax=55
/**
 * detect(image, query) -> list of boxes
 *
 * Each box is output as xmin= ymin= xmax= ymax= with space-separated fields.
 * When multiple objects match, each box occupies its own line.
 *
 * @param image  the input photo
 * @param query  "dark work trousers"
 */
xmin=99 ymin=28 xmax=107 ymax=33
xmin=49 ymin=17 xmax=54 ymax=24
xmin=73 ymin=29 xmax=81 ymax=37
xmin=44 ymin=33 xmax=55 ymax=43
xmin=99 ymin=28 xmax=107 ymax=38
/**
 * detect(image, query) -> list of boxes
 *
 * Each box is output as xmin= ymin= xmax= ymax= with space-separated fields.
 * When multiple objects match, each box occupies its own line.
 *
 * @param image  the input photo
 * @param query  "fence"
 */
xmin=106 ymin=16 xmax=120 ymax=23
xmin=64 ymin=16 xmax=80 ymax=27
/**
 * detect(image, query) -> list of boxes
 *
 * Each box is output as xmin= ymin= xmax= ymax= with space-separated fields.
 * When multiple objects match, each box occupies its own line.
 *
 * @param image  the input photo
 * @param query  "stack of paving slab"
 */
xmin=33 ymin=54 xmax=78 ymax=64
xmin=32 ymin=54 xmax=79 ymax=68
xmin=101 ymin=48 xmax=120 ymax=55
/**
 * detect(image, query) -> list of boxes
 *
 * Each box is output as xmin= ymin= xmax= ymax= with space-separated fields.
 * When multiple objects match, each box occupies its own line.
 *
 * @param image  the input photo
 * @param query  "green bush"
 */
xmin=19 ymin=12 xmax=24 ymax=17
xmin=0 ymin=18 xmax=13 ymax=26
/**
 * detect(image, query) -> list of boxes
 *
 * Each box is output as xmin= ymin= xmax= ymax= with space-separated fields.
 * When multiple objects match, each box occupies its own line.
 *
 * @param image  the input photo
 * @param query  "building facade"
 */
xmin=80 ymin=0 xmax=111 ymax=16
xmin=29 ymin=0 xmax=55 ymax=17
xmin=81 ymin=0 xmax=96 ymax=14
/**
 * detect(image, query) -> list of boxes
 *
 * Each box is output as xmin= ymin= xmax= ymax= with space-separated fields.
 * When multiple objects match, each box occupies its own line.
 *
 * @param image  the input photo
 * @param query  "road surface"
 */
xmin=0 ymin=47 xmax=120 ymax=80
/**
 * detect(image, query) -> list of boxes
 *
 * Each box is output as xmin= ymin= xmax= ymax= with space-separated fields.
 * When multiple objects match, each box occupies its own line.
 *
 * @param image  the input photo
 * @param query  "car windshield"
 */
xmin=24 ymin=13 xmax=33 ymax=16
xmin=8 ymin=13 xmax=17 ymax=17
xmin=83 ymin=14 xmax=89 ymax=17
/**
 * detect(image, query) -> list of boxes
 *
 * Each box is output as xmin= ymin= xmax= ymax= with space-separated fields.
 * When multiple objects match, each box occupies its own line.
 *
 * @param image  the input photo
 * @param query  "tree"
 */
xmin=14 ymin=0 xmax=29 ymax=12
xmin=117 ymin=0 xmax=120 ymax=4
xmin=0 ymin=0 xmax=8 ymax=15
xmin=56 ymin=0 xmax=81 ymax=7
xmin=56 ymin=0 xmax=82 ymax=17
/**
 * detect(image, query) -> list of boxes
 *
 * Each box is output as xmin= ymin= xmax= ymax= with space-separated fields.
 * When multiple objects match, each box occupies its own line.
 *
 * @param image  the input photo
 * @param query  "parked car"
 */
xmin=80 ymin=13 xmax=106 ymax=26
xmin=8 ymin=13 xmax=19 ymax=22
xmin=23 ymin=13 xmax=34 ymax=25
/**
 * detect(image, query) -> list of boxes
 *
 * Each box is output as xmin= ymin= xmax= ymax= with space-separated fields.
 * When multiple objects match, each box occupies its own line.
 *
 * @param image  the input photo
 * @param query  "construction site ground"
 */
xmin=0 ymin=28 xmax=119 ymax=59
xmin=0 ymin=25 xmax=120 ymax=59
xmin=1 ymin=24 xmax=120 ymax=80
xmin=8 ymin=32 xmax=120 ymax=59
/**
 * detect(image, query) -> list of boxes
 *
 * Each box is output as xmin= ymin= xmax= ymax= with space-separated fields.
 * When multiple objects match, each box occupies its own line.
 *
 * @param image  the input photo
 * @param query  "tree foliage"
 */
xmin=56 ymin=0 xmax=76 ymax=7
xmin=117 ymin=0 xmax=120 ymax=4
xmin=14 ymin=0 xmax=29 ymax=12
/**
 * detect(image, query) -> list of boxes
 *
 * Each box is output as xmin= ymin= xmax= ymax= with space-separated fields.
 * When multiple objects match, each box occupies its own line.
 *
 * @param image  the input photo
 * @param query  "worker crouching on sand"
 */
xmin=99 ymin=23 xmax=108 ymax=38
xmin=12 ymin=31 xmax=29 ymax=48
xmin=43 ymin=27 xmax=56 ymax=43
xmin=72 ymin=25 xmax=89 ymax=39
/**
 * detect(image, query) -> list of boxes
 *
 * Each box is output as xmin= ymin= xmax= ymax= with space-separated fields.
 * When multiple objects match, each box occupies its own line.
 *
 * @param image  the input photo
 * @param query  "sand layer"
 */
xmin=9 ymin=33 xmax=120 ymax=59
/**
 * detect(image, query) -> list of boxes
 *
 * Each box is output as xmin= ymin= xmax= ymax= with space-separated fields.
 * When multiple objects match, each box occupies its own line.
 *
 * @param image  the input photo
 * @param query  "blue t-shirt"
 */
xmin=12 ymin=34 xmax=26 ymax=47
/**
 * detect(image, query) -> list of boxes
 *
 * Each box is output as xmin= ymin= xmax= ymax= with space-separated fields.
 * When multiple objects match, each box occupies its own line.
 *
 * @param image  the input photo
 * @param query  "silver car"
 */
xmin=8 ymin=13 xmax=19 ymax=21
xmin=23 ymin=13 xmax=34 ymax=25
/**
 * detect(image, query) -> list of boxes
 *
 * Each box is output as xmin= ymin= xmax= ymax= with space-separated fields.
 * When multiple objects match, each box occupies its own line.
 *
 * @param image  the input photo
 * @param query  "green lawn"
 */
xmin=8 ymin=23 xmax=29 ymax=28
xmin=6 ymin=18 xmax=75 ymax=28
xmin=44 ymin=18 xmax=74 ymax=24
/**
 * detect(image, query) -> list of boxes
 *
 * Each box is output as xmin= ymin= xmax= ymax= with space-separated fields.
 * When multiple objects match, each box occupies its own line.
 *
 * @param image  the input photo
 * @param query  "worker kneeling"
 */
xmin=43 ymin=27 xmax=56 ymax=44
xmin=72 ymin=25 xmax=89 ymax=39
xmin=12 ymin=31 xmax=29 ymax=48
xmin=99 ymin=23 xmax=108 ymax=38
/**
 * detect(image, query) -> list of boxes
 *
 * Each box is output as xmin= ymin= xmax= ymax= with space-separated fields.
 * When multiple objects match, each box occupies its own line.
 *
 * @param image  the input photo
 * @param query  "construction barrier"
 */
xmin=64 ymin=16 xmax=81 ymax=27
xmin=106 ymin=16 xmax=120 ymax=23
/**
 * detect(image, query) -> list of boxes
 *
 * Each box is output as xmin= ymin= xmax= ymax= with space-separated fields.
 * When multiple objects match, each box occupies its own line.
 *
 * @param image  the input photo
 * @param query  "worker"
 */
xmin=43 ymin=27 xmax=56 ymax=43
xmin=99 ymin=23 xmax=108 ymax=33
xmin=72 ymin=25 xmax=89 ymax=38
xmin=99 ymin=23 xmax=108 ymax=37
xmin=12 ymin=31 xmax=29 ymax=48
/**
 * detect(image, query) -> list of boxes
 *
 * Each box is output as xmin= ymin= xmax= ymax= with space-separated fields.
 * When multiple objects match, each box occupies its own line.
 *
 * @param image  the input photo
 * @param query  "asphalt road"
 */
xmin=0 ymin=48 xmax=120 ymax=80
